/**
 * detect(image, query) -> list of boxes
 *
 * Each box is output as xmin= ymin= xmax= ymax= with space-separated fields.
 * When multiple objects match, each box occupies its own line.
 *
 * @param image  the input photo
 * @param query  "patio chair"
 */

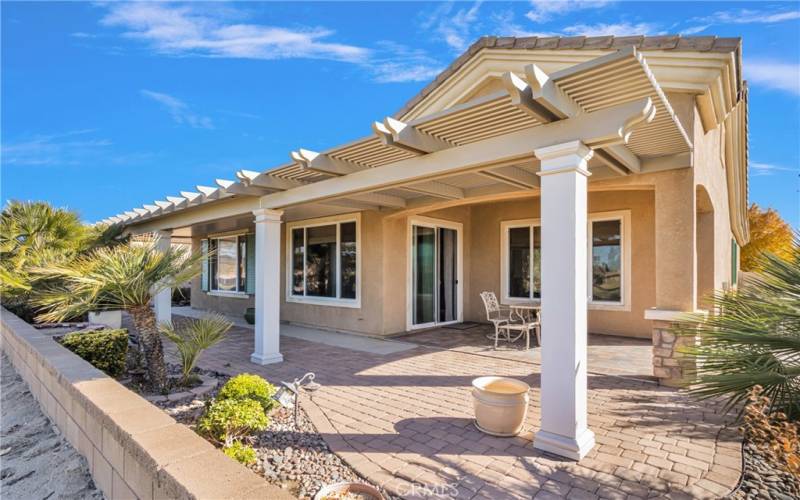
xmin=479 ymin=291 xmax=516 ymax=349
xmin=500 ymin=308 xmax=541 ymax=350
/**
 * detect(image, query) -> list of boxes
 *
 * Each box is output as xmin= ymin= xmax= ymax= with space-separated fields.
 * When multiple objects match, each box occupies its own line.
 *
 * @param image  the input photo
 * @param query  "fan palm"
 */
xmin=33 ymin=238 xmax=204 ymax=391
xmin=0 ymin=201 xmax=90 ymax=296
xmin=160 ymin=314 xmax=233 ymax=385
xmin=674 ymin=235 xmax=800 ymax=420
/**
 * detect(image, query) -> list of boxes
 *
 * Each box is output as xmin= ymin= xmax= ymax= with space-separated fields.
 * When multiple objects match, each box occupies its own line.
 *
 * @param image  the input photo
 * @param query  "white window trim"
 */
xmin=285 ymin=213 xmax=361 ymax=309
xmin=405 ymin=215 xmax=464 ymax=331
xmin=499 ymin=219 xmax=541 ymax=305
xmin=208 ymin=231 xmax=250 ymax=295
xmin=207 ymin=290 xmax=250 ymax=299
xmin=499 ymin=210 xmax=632 ymax=311
xmin=588 ymin=210 xmax=632 ymax=312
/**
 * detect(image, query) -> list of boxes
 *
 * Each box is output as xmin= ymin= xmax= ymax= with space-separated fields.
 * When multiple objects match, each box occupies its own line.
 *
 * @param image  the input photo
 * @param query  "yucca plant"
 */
xmin=160 ymin=314 xmax=233 ymax=385
xmin=673 ymin=235 xmax=800 ymax=420
xmin=33 ymin=238 xmax=204 ymax=391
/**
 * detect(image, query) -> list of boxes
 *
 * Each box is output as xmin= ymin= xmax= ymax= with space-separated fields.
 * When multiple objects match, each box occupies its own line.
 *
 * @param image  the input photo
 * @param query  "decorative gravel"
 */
xmin=733 ymin=442 xmax=800 ymax=500
xmin=158 ymin=372 xmax=389 ymax=500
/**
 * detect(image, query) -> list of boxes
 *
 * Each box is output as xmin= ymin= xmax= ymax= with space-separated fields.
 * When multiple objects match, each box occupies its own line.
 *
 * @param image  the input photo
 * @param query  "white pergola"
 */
xmin=107 ymin=47 xmax=708 ymax=460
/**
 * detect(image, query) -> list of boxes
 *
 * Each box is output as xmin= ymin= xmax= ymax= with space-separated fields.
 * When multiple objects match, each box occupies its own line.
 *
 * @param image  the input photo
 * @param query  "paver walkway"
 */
xmin=188 ymin=323 xmax=741 ymax=499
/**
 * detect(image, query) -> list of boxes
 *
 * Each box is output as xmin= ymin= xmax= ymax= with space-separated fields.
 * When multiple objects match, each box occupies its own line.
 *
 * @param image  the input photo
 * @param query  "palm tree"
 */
xmin=33 ymin=238 xmax=204 ymax=391
xmin=160 ymin=314 xmax=233 ymax=385
xmin=0 ymin=201 xmax=92 ymax=321
xmin=674 ymin=235 xmax=800 ymax=420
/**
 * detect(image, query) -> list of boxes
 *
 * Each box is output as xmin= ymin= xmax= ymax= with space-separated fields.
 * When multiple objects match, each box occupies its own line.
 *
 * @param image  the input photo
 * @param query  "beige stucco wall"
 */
xmin=185 ymin=94 xmax=739 ymax=340
xmin=464 ymin=192 xmax=656 ymax=338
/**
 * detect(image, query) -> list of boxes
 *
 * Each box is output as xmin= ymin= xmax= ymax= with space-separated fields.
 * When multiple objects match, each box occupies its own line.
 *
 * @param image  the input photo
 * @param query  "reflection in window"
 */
xmin=340 ymin=222 xmax=356 ymax=299
xmin=507 ymin=225 xmax=541 ymax=299
xmin=508 ymin=227 xmax=530 ymax=298
xmin=305 ymin=225 xmax=337 ymax=297
xmin=290 ymin=220 xmax=357 ymax=301
xmin=210 ymin=235 xmax=247 ymax=293
xmin=592 ymin=220 xmax=622 ymax=303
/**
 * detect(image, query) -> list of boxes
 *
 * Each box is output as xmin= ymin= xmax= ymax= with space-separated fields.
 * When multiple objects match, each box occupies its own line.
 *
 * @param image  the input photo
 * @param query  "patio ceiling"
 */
xmin=104 ymin=47 xmax=691 ymax=227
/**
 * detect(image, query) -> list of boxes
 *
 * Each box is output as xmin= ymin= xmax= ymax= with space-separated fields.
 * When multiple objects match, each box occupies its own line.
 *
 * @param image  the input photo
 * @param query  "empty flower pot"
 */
xmin=88 ymin=310 xmax=122 ymax=329
xmin=472 ymin=376 xmax=530 ymax=437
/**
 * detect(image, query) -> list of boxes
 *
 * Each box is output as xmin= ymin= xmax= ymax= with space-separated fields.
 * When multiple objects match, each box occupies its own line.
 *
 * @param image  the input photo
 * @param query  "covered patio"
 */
xmin=112 ymin=37 xmax=748 ymax=466
xmin=175 ymin=318 xmax=741 ymax=499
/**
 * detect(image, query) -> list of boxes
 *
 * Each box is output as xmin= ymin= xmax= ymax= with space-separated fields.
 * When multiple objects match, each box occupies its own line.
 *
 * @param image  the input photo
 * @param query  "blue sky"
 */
xmin=2 ymin=1 xmax=799 ymax=226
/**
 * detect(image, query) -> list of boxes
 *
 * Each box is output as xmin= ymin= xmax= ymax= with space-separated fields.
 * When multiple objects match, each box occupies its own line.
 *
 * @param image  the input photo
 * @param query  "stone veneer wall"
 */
xmin=651 ymin=319 xmax=697 ymax=387
xmin=0 ymin=307 xmax=292 ymax=500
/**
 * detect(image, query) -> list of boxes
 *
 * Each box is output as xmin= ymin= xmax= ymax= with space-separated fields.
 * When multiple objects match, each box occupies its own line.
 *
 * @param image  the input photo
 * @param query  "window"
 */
xmin=288 ymin=217 xmax=359 ymax=305
xmin=204 ymin=234 xmax=250 ymax=294
xmin=505 ymin=224 xmax=541 ymax=300
xmin=590 ymin=219 xmax=622 ymax=303
xmin=501 ymin=212 xmax=629 ymax=308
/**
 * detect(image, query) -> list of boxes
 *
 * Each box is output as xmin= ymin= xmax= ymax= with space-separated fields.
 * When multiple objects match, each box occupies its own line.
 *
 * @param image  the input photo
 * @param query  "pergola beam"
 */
xmin=260 ymin=98 xmax=655 ymax=209
xmin=399 ymin=181 xmax=465 ymax=200
xmin=503 ymin=62 xmax=643 ymax=174
xmin=478 ymin=165 xmax=540 ymax=190
xmin=291 ymin=149 xmax=362 ymax=176
xmin=372 ymin=117 xmax=452 ymax=154
xmin=237 ymin=170 xmax=302 ymax=191
xmin=217 ymin=178 xmax=270 ymax=197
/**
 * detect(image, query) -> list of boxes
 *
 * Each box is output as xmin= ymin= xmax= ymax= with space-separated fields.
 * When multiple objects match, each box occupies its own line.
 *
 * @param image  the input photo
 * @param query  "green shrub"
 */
xmin=61 ymin=329 xmax=128 ymax=376
xmin=223 ymin=441 xmax=257 ymax=465
xmin=217 ymin=373 xmax=277 ymax=413
xmin=198 ymin=398 xmax=268 ymax=446
xmin=160 ymin=314 xmax=232 ymax=385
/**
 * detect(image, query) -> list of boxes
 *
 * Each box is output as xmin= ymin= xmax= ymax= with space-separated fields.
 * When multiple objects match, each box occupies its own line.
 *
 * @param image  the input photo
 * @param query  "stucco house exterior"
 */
xmin=103 ymin=35 xmax=749 ymax=460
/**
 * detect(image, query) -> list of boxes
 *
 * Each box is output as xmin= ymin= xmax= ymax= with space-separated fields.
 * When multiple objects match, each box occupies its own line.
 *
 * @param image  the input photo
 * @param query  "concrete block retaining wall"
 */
xmin=0 ymin=307 xmax=293 ymax=500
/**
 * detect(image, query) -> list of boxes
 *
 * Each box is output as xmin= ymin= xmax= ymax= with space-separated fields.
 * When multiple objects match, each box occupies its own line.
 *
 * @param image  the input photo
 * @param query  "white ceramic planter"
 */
xmin=472 ymin=376 xmax=530 ymax=437
xmin=88 ymin=310 xmax=122 ymax=329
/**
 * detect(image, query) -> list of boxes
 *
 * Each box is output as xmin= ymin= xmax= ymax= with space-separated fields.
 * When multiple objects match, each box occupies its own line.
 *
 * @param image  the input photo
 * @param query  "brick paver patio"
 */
xmin=186 ymin=323 xmax=741 ymax=499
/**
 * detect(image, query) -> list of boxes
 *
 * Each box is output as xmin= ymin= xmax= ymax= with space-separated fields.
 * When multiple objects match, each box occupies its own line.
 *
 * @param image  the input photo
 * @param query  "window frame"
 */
xmin=500 ymin=219 xmax=541 ymax=305
xmin=285 ymin=213 xmax=361 ymax=309
xmin=587 ymin=211 xmax=631 ymax=310
xmin=207 ymin=231 xmax=250 ymax=297
xmin=499 ymin=210 xmax=631 ymax=311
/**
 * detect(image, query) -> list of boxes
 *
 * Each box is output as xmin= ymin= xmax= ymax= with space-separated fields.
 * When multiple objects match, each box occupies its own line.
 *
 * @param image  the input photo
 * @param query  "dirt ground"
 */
xmin=1 ymin=353 xmax=102 ymax=499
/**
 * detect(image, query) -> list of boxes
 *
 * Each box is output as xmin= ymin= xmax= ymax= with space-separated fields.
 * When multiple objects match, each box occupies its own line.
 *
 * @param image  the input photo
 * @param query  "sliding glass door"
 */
xmin=411 ymin=221 xmax=460 ymax=328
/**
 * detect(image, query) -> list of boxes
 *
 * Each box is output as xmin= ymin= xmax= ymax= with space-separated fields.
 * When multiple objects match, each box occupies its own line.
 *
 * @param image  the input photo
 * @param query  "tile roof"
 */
xmin=395 ymin=35 xmax=742 ymax=119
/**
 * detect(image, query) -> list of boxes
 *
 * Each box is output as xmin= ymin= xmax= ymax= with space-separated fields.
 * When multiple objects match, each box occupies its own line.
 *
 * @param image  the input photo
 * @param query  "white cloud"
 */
xmin=679 ymin=25 xmax=710 ymax=35
xmin=746 ymin=60 xmax=800 ymax=96
xmin=693 ymin=8 xmax=800 ymax=25
xmin=100 ymin=2 xmax=370 ymax=63
xmin=95 ymin=3 xmax=441 ymax=84
xmin=562 ymin=22 xmax=661 ymax=37
xmin=140 ymin=90 xmax=214 ymax=129
xmin=750 ymin=162 xmax=799 ymax=176
xmin=1 ymin=129 xmax=112 ymax=166
xmin=420 ymin=1 xmax=483 ymax=52
xmin=526 ymin=0 xmax=614 ymax=23
xmin=371 ymin=41 xmax=444 ymax=83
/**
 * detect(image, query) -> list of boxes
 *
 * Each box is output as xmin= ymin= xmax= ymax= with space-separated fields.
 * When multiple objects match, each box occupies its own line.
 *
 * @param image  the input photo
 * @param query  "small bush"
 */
xmin=223 ymin=441 xmax=257 ymax=465
xmin=217 ymin=373 xmax=277 ymax=413
xmin=198 ymin=398 xmax=268 ymax=446
xmin=61 ymin=329 xmax=128 ymax=376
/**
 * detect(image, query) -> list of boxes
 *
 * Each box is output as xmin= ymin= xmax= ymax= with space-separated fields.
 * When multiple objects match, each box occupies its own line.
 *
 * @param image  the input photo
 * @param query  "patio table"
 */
xmin=502 ymin=304 xmax=541 ymax=349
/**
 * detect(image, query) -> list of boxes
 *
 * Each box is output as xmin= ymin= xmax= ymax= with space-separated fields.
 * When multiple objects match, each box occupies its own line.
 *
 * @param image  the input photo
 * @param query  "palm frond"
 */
xmin=674 ymin=233 xmax=800 ymax=420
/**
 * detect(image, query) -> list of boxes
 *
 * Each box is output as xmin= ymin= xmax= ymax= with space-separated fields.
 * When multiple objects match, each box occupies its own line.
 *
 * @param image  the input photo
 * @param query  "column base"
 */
xmin=534 ymin=428 xmax=595 ymax=460
xmin=250 ymin=352 xmax=284 ymax=365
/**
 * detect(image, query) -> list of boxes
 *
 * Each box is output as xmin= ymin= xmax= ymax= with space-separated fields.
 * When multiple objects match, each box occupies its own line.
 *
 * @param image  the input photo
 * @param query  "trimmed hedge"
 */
xmin=61 ymin=329 xmax=128 ymax=376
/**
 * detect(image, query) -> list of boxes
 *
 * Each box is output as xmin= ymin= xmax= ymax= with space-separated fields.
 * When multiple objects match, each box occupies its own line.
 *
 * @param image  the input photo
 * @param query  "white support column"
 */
xmin=154 ymin=230 xmax=172 ymax=325
xmin=251 ymin=208 xmax=284 ymax=365
xmin=533 ymin=140 xmax=595 ymax=460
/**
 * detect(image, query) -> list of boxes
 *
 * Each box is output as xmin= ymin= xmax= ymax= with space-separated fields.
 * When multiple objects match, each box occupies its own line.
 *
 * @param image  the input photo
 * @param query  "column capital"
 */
xmin=535 ymin=140 xmax=593 ymax=177
xmin=253 ymin=208 xmax=283 ymax=223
